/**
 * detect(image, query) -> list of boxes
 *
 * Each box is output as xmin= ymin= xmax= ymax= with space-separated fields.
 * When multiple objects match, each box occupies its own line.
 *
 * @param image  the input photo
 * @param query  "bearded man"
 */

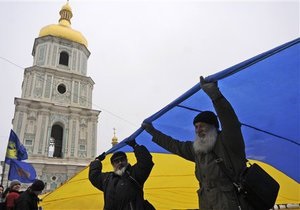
xmin=89 ymin=139 xmax=154 ymax=210
xmin=142 ymin=76 xmax=254 ymax=210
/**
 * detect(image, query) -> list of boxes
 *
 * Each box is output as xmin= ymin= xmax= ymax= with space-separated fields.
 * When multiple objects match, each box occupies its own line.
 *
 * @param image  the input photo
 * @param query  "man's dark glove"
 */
xmin=126 ymin=139 xmax=138 ymax=148
xmin=95 ymin=152 xmax=106 ymax=161
xmin=142 ymin=121 xmax=155 ymax=134
xmin=200 ymin=76 xmax=222 ymax=101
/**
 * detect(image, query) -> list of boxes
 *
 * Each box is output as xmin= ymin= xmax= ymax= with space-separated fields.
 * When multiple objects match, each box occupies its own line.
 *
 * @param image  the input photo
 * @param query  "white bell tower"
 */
xmin=10 ymin=2 xmax=100 ymax=191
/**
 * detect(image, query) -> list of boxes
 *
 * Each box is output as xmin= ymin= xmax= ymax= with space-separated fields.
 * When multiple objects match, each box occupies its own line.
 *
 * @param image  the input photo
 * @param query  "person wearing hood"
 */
xmin=15 ymin=179 xmax=45 ymax=210
xmin=142 ymin=76 xmax=254 ymax=210
xmin=89 ymin=139 xmax=154 ymax=210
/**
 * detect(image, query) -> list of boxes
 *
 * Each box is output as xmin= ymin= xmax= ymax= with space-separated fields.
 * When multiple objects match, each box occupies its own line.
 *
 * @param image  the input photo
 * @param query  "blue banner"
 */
xmin=5 ymin=129 xmax=28 ymax=164
xmin=8 ymin=159 xmax=37 ymax=183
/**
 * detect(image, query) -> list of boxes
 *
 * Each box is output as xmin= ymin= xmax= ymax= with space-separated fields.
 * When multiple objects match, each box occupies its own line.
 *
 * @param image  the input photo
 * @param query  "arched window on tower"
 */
xmin=59 ymin=51 xmax=69 ymax=66
xmin=50 ymin=124 xmax=64 ymax=158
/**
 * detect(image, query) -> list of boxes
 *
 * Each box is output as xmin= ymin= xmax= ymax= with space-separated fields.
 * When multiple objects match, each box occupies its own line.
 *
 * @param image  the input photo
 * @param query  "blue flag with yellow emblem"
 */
xmin=5 ymin=129 xmax=28 ymax=164
xmin=8 ymin=159 xmax=36 ymax=183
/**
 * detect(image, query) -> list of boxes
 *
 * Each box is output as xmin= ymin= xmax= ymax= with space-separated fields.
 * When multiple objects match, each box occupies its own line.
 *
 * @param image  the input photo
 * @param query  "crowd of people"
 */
xmin=0 ymin=179 xmax=44 ymax=210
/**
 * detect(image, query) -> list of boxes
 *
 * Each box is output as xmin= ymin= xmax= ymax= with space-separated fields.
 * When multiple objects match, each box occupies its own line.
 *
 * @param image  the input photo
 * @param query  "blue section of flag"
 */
xmin=106 ymin=38 xmax=300 ymax=183
xmin=5 ymin=129 xmax=28 ymax=164
xmin=8 ymin=159 xmax=37 ymax=183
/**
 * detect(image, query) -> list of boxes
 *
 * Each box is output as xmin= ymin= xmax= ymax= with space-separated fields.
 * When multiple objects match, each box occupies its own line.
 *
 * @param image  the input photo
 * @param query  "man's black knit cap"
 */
xmin=193 ymin=111 xmax=219 ymax=129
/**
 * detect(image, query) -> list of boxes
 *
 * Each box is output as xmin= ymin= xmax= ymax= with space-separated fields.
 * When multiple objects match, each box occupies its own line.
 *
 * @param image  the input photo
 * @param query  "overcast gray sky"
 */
xmin=0 ymin=0 xmax=299 ymax=161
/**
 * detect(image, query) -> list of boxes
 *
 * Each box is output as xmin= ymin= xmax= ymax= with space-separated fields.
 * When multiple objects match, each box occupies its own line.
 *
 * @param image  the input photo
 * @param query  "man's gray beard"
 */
xmin=193 ymin=127 xmax=218 ymax=154
xmin=114 ymin=164 xmax=128 ymax=176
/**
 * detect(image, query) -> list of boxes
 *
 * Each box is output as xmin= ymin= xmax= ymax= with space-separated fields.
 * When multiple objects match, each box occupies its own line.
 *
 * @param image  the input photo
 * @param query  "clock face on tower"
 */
xmin=57 ymin=83 xmax=66 ymax=94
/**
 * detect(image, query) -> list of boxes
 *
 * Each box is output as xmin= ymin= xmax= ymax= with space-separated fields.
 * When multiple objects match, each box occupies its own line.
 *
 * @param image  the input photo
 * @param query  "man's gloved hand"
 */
xmin=200 ymin=76 xmax=222 ymax=100
xmin=142 ymin=121 xmax=155 ymax=134
xmin=95 ymin=152 xmax=106 ymax=161
xmin=126 ymin=139 xmax=138 ymax=148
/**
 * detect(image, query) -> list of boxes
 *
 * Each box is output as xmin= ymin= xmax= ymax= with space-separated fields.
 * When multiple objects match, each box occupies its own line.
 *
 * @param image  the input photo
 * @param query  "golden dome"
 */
xmin=39 ymin=2 xmax=88 ymax=47
xmin=112 ymin=136 xmax=118 ymax=142
xmin=111 ymin=128 xmax=119 ymax=147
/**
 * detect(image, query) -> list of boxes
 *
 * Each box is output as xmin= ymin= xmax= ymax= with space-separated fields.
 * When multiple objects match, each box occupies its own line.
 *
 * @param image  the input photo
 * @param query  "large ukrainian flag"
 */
xmin=40 ymin=38 xmax=300 ymax=209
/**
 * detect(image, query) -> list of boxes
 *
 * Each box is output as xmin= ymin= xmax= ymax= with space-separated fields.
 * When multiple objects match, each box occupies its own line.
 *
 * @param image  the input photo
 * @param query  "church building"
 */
xmin=9 ymin=2 xmax=100 ymax=191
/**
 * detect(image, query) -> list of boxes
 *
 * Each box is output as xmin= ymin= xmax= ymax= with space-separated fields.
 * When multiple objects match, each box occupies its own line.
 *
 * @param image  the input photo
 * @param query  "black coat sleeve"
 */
xmin=150 ymin=129 xmax=195 ymax=162
xmin=213 ymin=95 xmax=246 ymax=159
xmin=88 ymin=160 xmax=110 ymax=191
xmin=131 ymin=145 xmax=154 ymax=185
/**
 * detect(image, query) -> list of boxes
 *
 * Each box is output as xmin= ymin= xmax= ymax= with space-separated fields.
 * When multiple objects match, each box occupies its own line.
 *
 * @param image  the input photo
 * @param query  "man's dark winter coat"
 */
xmin=15 ymin=189 xmax=40 ymax=210
xmin=89 ymin=145 xmax=154 ymax=210
xmin=149 ymin=95 xmax=254 ymax=210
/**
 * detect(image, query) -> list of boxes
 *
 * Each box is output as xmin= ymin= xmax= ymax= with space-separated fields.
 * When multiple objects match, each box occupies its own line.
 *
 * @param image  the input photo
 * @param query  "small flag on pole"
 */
xmin=5 ymin=129 xmax=28 ymax=164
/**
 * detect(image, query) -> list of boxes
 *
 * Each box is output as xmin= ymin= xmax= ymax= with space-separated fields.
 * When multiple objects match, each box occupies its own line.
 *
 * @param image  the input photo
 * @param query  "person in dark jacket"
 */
xmin=15 ymin=179 xmax=45 ymax=210
xmin=89 ymin=139 xmax=154 ymax=210
xmin=142 ymin=76 xmax=254 ymax=210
